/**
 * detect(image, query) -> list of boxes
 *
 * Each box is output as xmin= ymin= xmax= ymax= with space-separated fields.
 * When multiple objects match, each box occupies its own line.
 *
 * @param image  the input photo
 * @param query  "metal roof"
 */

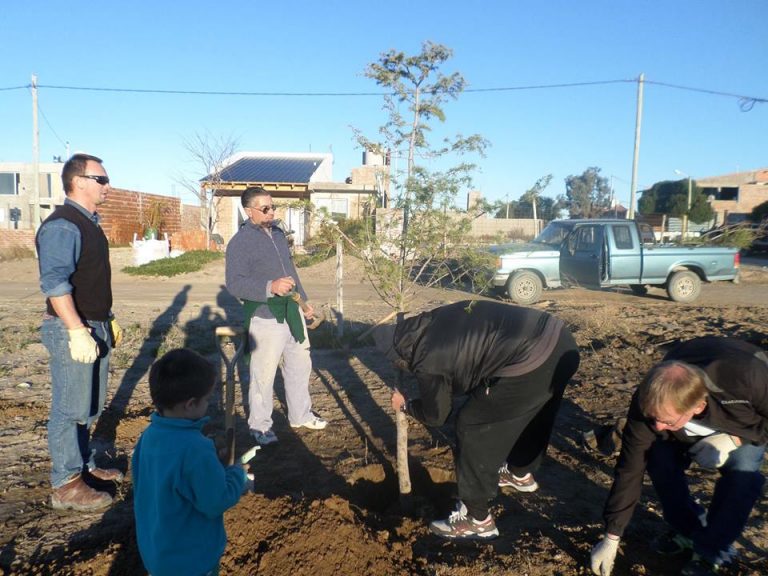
xmin=206 ymin=156 xmax=326 ymax=184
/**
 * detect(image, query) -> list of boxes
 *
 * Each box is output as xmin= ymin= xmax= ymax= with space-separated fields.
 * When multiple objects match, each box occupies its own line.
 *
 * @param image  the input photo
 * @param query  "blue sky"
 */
xmin=2 ymin=0 xmax=765 ymax=208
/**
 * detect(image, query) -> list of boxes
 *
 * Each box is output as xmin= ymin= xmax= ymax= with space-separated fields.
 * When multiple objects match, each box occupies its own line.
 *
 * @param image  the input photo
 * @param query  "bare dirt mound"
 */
xmin=1 ymin=254 xmax=768 ymax=575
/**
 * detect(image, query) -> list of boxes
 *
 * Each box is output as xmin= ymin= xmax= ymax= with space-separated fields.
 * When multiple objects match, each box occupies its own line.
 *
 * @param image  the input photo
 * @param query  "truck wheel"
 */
xmin=629 ymin=284 xmax=648 ymax=296
xmin=666 ymin=270 xmax=701 ymax=303
xmin=507 ymin=271 xmax=543 ymax=305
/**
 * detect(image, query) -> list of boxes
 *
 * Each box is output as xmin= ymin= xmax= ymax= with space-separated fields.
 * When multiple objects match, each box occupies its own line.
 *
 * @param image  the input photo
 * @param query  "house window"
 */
xmin=315 ymin=198 xmax=348 ymax=219
xmin=703 ymin=186 xmax=739 ymax=201
xmin=40 ymin=173 xmax=53 ymax=198
xmin=0 ymin=173 xmax=19 ymax=195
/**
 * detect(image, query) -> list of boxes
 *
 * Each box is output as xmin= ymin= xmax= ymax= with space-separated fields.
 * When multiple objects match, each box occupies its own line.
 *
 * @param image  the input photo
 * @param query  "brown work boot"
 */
xmin=88 ymin=467 xmax=124 ymax=483
xmin=51 ymin=474 xmax=113 ymax=511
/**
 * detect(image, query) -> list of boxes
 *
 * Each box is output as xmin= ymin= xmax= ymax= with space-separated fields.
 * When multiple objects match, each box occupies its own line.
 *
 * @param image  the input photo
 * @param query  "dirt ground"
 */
xmin=1 ymin=249 xmax=767 ymax=576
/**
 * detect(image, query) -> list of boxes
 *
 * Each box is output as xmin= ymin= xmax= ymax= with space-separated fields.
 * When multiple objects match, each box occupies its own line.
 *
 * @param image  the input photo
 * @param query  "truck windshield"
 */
xmin=532 ymin=222 xmax=573 ymax=248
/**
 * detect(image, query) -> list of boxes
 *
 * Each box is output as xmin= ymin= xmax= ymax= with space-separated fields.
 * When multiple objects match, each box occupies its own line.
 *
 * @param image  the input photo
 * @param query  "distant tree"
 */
xmin=494 ymin=198 xmax=520 ymax=219
xmin=493 ymin=176 xmax=562 ymax=221
xmin=563 ymin=167 xmax=611 ymax=218
xmin=751 ymin=200 xmax=768 ymax=223
xmin=532 ymin=196 xmax=564 ymax=221
xmin=638 ymin=179 xmax=714 ymax=224
xmin=176 ymin=132 xmax=240 ymax=249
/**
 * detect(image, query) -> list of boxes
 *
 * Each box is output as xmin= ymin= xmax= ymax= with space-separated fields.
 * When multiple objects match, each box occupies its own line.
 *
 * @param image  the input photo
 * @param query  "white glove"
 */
xmin=689 ymin=433 xmax=739 ymax=469
xmin=68 ymin=326 xmax=98 ymax=363
xmin=590 ymin=534 xmax=620 ymax=576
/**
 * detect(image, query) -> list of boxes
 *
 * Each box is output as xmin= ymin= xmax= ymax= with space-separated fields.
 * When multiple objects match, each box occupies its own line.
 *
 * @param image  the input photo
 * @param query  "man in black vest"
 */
xmin=36 ymin=153 xmax=124 ymax=511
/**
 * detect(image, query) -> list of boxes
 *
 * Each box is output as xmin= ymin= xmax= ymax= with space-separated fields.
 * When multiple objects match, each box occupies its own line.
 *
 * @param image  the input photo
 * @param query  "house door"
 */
xmin=283 ymin=207 xmax=306 ymax=249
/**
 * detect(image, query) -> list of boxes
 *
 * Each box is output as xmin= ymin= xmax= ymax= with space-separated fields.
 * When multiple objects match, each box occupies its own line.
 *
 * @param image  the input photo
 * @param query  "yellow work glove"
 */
xmin=68 ymin=327 xmax=98 ymax=363
xmin=109 ymin=318 xmax=123 ymax=348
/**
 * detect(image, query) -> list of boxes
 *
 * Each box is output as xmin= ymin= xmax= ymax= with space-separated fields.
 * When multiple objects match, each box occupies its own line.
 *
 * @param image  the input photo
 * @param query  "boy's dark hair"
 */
xmin=149 ymin=348 xmax=216 ymax=412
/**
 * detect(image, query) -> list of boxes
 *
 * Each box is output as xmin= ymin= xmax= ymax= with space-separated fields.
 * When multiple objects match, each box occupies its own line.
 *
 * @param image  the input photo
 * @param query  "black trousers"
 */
xmin=456 ymin=329 xmax=580 ymax=519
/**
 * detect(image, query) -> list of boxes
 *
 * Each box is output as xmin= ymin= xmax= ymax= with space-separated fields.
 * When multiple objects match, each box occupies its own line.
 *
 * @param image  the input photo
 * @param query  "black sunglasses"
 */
xmin=249 ymin=204 xmax=275 ymax=214
xmin=81 ymin=174 xmax=110 ymax=185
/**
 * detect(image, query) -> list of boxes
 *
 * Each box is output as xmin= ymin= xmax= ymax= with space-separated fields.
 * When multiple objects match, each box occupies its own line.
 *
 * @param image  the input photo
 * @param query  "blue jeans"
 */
xmin=41 ymin=316 xmax=112 ymax=488
xmin=647 ymin=438 xmax=766 ymax=564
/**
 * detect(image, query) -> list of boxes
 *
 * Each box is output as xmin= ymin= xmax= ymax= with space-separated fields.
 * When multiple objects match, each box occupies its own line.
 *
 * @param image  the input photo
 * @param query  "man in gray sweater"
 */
xmin=225 ymin=187 xmax=326 ymax=445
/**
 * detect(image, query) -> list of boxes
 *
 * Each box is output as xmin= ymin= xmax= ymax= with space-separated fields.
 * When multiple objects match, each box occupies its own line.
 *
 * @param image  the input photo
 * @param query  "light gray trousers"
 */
xmin=246 ymin=315 xmax=312 ymax=432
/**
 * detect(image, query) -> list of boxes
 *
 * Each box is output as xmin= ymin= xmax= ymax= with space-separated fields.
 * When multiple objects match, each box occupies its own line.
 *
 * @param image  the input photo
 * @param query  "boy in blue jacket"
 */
xmin=132 ymin=348 xmax=247 ymax=576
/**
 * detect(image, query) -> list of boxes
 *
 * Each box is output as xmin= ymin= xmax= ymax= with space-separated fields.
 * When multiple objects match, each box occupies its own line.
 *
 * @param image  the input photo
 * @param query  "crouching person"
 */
xmin=590 ymin=337 xmax=768 ymax=576
xmin=378 ymin=300 xmax=580 ymax=541
xmin=133 ymin=349 xmax=247 ymax=576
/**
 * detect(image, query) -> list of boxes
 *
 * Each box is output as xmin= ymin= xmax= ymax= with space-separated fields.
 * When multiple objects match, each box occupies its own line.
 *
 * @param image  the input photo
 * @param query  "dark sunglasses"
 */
xmin=80 ymin=174 xmax=110 ymax=185
xmin=249 ymin=204 xmax=275 ymax=214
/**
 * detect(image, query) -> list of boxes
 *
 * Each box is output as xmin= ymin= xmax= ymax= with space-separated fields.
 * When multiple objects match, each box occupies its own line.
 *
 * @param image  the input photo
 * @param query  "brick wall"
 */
xmin=99 ymin=188 xmax=183 ymax=245
xmin=0 ymin=190 xmax=202 ymax=251
xmin=0 ymin=229 xmax=35 ymax=250
xmin=181 ymin=203 xmax=202 ymax=231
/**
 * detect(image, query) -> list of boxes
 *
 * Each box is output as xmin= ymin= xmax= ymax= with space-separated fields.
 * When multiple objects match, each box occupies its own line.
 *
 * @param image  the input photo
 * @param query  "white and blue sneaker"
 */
xmin=252 ymin=429 xmax=278 ymax=445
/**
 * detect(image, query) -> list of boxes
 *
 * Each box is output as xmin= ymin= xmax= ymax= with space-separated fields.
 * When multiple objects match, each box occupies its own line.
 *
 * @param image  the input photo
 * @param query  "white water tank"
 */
xmin=362 ymin=151 xmax=384 ymax=166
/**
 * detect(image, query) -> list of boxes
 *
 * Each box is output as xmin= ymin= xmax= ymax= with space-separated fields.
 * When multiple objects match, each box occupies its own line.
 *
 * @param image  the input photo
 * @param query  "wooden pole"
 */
xmin=336 ymin=238 xmax=344 ymax=337
xmin=395 ymin=311 xmax=412 ymax=500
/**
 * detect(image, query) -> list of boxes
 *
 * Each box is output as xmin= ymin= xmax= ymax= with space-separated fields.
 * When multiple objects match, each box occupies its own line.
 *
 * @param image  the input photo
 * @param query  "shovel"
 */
xmin=215 ymin=326 xmax=245 ymax=466
xmin=290 ymin=291 xmax=324 ymax=330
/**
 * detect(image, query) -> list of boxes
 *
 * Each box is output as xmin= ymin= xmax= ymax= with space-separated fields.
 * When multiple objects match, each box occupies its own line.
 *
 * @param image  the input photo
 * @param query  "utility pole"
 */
xmin=32 ymin=74 xmax=41 ymax=231
xmin=628 ymin=73 xmax=644 ymax=220
xmin=684 ymin=175 xmax=692 ymax=238
xmin=674 ymin=169 xmax=693 ymax=239
xmin=505 ymin=192 xmax=509 ymax=219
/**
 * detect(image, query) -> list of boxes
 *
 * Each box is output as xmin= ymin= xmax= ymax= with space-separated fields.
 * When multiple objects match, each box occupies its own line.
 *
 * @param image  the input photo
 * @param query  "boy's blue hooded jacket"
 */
xmin=132 ymin=413 xmax=245 ymax=576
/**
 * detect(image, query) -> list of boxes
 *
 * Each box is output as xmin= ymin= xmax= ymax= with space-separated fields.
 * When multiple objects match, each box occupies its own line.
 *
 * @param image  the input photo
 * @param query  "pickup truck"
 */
xmin=491 ymin=219 xmax=740 ymax=305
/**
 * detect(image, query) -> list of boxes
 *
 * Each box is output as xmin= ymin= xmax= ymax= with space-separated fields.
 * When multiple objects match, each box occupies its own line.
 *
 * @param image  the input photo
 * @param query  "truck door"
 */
xmin=560 ymin=224 xmax=604 ymax=287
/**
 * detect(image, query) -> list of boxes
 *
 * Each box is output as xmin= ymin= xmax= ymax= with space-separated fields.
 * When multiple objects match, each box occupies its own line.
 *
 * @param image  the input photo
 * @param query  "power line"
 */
xmin=37 ymin=103 xmax=68 ymax=149
xmin=465 ymin=79 xmax=635 ymax=92
xmin=1 ymin=79 xmax=635 ymax=96
xmin=1 ymin=77 xmax=764 ymax=108
xmin=40 ymin=85 xmax=387 ymax=97
xmin=643 ymin=79 xmax=767 ymax=110
xmin=25 ymin=85 xmax=69 ymax=150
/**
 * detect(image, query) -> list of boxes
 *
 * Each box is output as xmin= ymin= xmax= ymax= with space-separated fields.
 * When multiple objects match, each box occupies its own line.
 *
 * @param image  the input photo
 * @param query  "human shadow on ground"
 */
xmin=92 ymin=285 xmax=191 ymax=450
xmin=214 ymin=285 xmax=249 ymax=406
xmin=22 ymin=490 xmax=145 ymax=576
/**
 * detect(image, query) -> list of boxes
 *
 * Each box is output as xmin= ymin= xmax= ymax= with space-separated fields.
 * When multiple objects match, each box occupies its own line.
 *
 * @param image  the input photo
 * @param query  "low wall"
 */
xmin=0 ymin=229 xmax=35 ymax=252
xmin=0 ymin=190 xmax=202 ymax=251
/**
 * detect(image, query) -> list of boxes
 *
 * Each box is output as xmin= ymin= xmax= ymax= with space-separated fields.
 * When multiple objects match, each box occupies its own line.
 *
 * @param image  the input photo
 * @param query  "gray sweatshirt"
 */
xmin=224 ymin=220 xmax=307 ymax=319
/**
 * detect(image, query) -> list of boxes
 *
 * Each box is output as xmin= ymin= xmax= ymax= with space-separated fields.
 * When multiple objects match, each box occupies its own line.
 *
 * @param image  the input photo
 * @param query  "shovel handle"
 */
xmin=290 ymin=292 xmax=324 ymax=330
xmin=215 ymin=326 xmax=245 ymax=466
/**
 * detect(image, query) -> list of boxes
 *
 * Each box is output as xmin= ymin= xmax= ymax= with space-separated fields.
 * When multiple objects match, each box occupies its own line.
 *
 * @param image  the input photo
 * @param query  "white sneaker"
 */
xmin=291 ymin=412 xmax=327 ymax=430
xmin=429 ymin=501 xmax=499 ymax=540
xmin=498 ymin=464 xmax=539 ymax=492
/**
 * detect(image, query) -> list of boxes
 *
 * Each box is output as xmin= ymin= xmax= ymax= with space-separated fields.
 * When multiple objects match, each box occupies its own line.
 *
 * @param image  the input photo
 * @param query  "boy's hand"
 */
xmin=242 ymin=462 xmax=254 ymax=493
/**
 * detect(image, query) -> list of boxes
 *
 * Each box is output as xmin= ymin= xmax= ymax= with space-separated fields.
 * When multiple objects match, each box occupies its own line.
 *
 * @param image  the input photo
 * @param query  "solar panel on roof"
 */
xmin=209 ymin=157 xmax=325 ymax=183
